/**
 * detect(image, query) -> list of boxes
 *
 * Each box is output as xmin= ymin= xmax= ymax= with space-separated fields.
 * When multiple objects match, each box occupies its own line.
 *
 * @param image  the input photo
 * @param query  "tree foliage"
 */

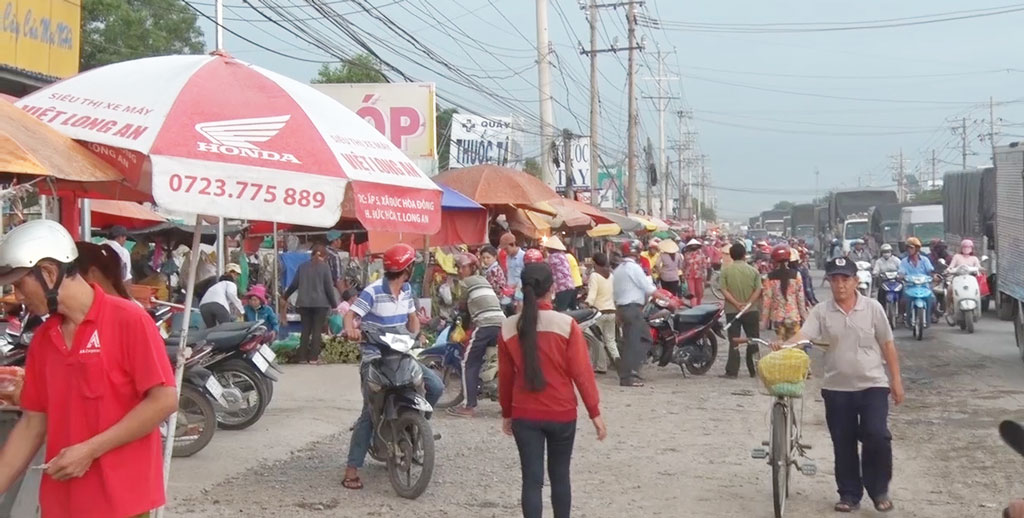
xmin=311 ymin=53 xmax=387 ymax=84
xmin=437 ymin=107 xmax=457 ymax=171
xmin=524 ymin=157 xmax=541 ymax=179
xmin=690 ymin=197 xmax=716 ymax=222
xmin=913 ymin=189 xmax=942 ymax=203
xmin=81 ymin=0 xmax=205 ymax=71
xmin=773 ymin=200 xmax=795 ymax=210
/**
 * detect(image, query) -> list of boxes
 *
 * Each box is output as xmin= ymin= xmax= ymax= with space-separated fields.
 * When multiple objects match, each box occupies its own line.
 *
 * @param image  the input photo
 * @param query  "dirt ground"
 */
xmin=168 ymin=285 xmax=1024 ymax=518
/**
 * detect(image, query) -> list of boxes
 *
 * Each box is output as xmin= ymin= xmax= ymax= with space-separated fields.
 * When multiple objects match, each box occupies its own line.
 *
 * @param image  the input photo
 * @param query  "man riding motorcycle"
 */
xmin=848 ymin=239 xmax=873 ymax=263
xmin=872 ymin=244 xmax=901 ymax=307
xmin=898 ymin=237 xmax=936 ymax=322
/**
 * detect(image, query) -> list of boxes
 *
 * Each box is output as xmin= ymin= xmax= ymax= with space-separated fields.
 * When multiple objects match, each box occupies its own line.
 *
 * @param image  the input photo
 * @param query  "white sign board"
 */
xmin=449 ymin=114 xmax=523 ymax=168
xmin=554 ymin=136 xmax=591 ymax=192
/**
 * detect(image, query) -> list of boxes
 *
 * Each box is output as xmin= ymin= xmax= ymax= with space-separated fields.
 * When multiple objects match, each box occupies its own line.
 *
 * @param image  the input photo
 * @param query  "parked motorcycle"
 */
xmin=363 ymin=330 xmax=436 ymax=499
xmin=855 ymin=261 xmax=873 ymax=297
xmin=646 ymin=290 xmax=725 ymax=375
xmin=166 ymin=321 xmax=279 ymax=430
xmin=945 ymin=265 xmax=982 ymax=333
xmin=878 ymin=271 xmax=904 ymax=330
xmin=166 ymin=343 xmax=223 ymax=458
xmin=905 ymin=274 xmax=933 ymax=341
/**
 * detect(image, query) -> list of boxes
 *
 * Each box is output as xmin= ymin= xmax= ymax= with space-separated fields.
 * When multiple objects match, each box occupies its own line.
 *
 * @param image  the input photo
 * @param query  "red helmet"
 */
xmin=621 ymin=239 xmax=642 ymax=256
xmin=770 ymin=244 xmax=792 ymax=263
xmin=524 ymin=248 xmax=544 ymax=264
xmin=383 ymin=243 xmax=416 ymax=272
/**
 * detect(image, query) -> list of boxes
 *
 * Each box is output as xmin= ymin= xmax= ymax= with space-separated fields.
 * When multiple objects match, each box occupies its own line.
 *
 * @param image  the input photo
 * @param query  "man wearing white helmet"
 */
xmin=0 ymin=220 xmax=179 ymax=517
xmin=847 ymin=239 xmax=872 ymax=263
xmin=872 ymin=244 xmax=902 ymax=307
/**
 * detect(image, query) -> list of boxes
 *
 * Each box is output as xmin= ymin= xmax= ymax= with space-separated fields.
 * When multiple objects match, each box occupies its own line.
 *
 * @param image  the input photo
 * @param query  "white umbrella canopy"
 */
xmin=17 ymin=52 xmax=442 ymax=231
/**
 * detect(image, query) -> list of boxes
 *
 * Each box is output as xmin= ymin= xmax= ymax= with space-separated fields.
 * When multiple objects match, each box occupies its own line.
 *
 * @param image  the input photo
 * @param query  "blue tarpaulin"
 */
xmin=440 ymin=184 xmax=483 ymax=211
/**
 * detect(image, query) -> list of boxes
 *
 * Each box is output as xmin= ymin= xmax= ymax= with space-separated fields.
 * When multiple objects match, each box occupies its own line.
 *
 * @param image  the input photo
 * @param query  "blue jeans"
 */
xmin=346 ymin=360 xmax=443 ymax=469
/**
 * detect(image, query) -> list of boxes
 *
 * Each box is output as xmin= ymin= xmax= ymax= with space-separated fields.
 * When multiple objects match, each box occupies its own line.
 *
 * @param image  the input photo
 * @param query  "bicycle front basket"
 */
xmin=757 ymin=348 xmax=810 ymax=397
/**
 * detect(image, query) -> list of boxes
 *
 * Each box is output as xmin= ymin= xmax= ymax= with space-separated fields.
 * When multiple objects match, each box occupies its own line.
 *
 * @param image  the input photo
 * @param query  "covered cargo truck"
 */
xmin=995 ymin=145 xmax=1024 ymax=351
xmin=828 ymin=189 xmax=898 ymax=252
xmin=790 ymin=204 xmax=816 ymax=248
xmin=876 ymin=202 xmax=904 ymax=250
xmin=760 ymin=209 xmax=790 ymax=237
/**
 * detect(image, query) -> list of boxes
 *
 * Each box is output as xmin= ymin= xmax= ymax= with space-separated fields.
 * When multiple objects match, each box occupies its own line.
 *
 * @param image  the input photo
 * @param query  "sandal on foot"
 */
xmin=620 ymin=380 xmax=645 ymax=387
xmin=873 ymin=498 xmax=894 ymax=513
xmin=834 ymin=501 xmax=860 ymax=513
xmin=342 ymin=477 xmax=363 ymax=490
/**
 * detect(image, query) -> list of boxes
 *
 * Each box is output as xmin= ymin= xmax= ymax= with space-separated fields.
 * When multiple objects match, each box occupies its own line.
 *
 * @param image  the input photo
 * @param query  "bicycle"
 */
xmin=734 ymin=337 xmax=819 ymax=518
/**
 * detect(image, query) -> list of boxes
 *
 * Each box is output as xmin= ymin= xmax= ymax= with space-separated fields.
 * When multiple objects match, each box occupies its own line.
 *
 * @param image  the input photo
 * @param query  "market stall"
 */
xmin=368 ymin=184 xmax=487 ymax=253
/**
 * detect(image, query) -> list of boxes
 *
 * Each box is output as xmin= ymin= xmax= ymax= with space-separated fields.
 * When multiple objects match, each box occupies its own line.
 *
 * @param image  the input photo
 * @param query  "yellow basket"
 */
xmin=757 ymin=348 xmax=810 ymax=397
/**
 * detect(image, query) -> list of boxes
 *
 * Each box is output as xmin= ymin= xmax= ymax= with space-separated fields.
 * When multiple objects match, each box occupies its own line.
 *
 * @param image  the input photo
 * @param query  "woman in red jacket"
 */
xmin=499 ymin=262 xmax=607 ymax=518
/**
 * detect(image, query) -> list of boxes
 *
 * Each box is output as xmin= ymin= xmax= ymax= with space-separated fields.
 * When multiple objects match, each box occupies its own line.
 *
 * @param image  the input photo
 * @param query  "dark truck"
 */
xmin=749 ymin=215 xmax=761 ymax=230
xmin=828 ymin=189 xmax=899 ymax=252
xmin=877 ymin=202 xmax=904 ymax=250
xmin=760 ymin=209 xmax=790 ymax=237
xmin=944 ymin=167 xmax=997 ymax=312
xmin=790 ymin=203 xmax=817 ymax=248
xmin=814 ymin=206 xmax=830 ymax=268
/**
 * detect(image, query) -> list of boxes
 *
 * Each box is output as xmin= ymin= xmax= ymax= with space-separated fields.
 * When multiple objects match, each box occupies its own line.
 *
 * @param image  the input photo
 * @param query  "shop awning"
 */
xmin=368 ymin=184 xmax=488 ymax=253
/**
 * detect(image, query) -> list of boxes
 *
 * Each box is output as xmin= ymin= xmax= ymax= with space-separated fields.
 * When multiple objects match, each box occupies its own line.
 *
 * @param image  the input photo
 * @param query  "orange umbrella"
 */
xmin=435 ymin=165 xmax=559 ymax=205
xmin=0 ymin=102 xmax=124 ymax=183
xmin=545 ymin=197 xmax=613 ymax=224
xmin=89 ymin=200 xmax=167 ymax=230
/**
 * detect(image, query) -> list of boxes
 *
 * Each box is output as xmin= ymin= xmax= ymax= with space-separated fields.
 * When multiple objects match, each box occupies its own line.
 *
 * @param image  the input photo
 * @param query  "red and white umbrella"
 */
xmin=16 ymin=53 xmax=442 ymax=232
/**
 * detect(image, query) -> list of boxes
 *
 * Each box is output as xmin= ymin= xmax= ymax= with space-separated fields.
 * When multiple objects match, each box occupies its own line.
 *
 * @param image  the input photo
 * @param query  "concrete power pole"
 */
xmin=536 ymin=0 xmax=557 ymax=188
xmin=588 ymin=0 xmax=599 ymax=205
xmin=675 ymin=111 xmax=687 ymax=219
xmin=626 ymin=2 xmax=638 ymax=212
xmin=563 ymin=129 xmax=575 ymax=200
xmin=898 ymin=148 xmax=906 ymax=202
xmin=990 ymin=96 xmax=998 ymax=168
xmin=697 ymin=155 xmax=706 ymax=234
xmin=931 ymin=149 xmax=937 ymax=189
xmin=961 ymin=116 xmax=968 ymax=170
xmin=642 ymin=48 xmax=677 ymax=218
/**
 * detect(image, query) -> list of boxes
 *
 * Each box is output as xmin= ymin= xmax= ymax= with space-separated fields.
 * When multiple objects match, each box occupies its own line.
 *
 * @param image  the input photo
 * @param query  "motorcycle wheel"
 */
xmin=945 ymin=307 xmax=956 ymax=326
xmin=387 ymin=409 xmax=435 ymax=500
xmin=434 ymin=364 xmax=464 ymax=410
xmin=886 ymin=301 xmax=897 ymax=330
xmin=966 ymin=313 xmax=975 ymax=334
xmin=685 ymin=332 xmax=718 ymax=375
xmin=212 ymin=359 xmax=269 ymax=430
xmin=710 ymin=272 xmax=724 ymax=300
xmin=915 ymin=308 xmax=925 ymax=341
xmin=173 ymin=384 xmax=216 ymax=458
xmin=958 ymin=314 xmax=967 ymax=331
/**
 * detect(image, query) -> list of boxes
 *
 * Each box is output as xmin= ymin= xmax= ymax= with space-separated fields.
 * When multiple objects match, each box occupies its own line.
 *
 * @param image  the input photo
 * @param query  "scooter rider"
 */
xmin=848 ymin=239 xmax=873 ymax=263
xmin=872 ymin=244 xmax=901 ymax=307
xmin=448 ymin=253 xmax=506 ymax=418
xmin=898 ymin=237 xmax=936 ymax=321
xmin=342 ymin=243 xmax=444 ymax=491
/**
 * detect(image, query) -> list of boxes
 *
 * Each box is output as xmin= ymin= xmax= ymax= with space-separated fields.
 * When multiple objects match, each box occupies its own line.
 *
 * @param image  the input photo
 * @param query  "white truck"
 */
xmin=994 ymin=143 xmax=1024 ymax=354
xmin=899 ymin=205 xmax=944 ymax=255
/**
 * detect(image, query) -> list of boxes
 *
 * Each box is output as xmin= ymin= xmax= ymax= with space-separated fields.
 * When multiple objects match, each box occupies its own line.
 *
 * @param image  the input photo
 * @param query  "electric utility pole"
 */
xmin=642 ymin=47 xmax=677 ymax=218
xmin=960 ymin=116 xmax=968 ymax=170
xmin=563 ymin=129 xmax=575 ymax=199
xmin=989 ymin=96 xmax=998 ymax=168
xmin=931 ymin=149 xmax=937 ymax=189
xmin=536 ymin=0 xmax=557 ymax=187
xmin=579 ymin=1 xmax=645 ymax=211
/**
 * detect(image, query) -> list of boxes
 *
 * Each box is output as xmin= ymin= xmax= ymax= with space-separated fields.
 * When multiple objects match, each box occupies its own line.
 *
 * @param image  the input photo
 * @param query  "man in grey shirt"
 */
xmin=613 ymin=239 xmax=658 ymax=387
xmin=794 ymin=257 xmax=905 ymax=513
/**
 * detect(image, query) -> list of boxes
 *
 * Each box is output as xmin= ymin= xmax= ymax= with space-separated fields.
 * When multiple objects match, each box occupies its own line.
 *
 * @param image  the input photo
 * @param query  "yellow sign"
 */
xmin=0 ymin=0 xmax=80 ymax=79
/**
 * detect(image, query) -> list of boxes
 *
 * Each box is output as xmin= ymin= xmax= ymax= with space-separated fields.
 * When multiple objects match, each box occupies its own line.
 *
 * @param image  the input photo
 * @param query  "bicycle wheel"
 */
xmin=771 ymin=401 xmax=789 ymax=518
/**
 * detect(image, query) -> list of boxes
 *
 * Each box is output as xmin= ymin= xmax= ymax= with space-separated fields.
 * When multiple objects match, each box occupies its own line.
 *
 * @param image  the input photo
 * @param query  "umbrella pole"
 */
xmin=156 ymin=215 xmax=204 ymax=518
xmin=217 ymin=217 xmax=225 ymax=275
xmin=272 ymin=221 xmax=279 ymax=309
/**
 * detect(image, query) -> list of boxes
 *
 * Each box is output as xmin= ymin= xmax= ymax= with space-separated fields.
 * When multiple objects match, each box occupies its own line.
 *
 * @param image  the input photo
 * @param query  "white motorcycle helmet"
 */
xmin=0 ymin=220 xmax=79 ymax=314
xmin=880 ymin=243 xmax=893 ymax=256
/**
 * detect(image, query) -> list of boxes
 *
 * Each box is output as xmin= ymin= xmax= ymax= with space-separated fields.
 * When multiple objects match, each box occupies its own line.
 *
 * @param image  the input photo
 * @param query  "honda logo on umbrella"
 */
xmin=195 ymin=115 xmax=301 ymax=164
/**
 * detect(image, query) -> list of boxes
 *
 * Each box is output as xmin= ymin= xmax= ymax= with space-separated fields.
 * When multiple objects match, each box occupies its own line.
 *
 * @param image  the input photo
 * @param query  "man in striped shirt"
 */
xmin=341 ymin=243 xmax=443 ymax=491
xmin=449 ymin=253 xmax=506 ymax=418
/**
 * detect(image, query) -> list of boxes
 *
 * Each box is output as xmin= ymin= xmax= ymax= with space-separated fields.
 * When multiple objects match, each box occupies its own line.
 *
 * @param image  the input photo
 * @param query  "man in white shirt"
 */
xmin=613 ymin=240 xmax=658 ymax=388
xmin=102 ymin=225 xmax=133 ymax=282
xmin=198 ymin=263 xmax=245 ymax=327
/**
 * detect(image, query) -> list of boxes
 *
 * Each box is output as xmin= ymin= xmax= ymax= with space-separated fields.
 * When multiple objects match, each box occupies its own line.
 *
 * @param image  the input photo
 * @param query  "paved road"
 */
xmin=167 ymin=274 xmax=1024 ymax=517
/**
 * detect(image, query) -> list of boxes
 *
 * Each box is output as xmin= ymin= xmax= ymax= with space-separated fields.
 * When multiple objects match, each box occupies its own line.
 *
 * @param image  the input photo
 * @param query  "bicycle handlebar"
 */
xmin=732 ymin=337 xmax=828 ymax=350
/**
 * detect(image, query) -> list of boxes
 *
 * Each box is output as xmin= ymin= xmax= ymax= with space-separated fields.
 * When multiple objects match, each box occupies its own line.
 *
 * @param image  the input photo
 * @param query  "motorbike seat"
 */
xmin=204 ymin=322 xmax=263 ymax=350
xmin=673 ymin=304 xmax=721 ymax=326
xmin=165 ymin=328 xmax=208 ymax=347
xmin=566 ymin=309 xmax=598 ymax=323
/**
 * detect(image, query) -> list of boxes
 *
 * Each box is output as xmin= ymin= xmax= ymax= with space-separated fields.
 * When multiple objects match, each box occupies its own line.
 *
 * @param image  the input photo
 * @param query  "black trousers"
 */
xmin=512 ymin=419 xmax=577 ymax=518
xmin=200 ymin=302 xmax=231 ymax=328
xmin=462 ymin=326 xmax=500 ymax=408
xmin=554 ymin=289 xmax=576 ymax=311
xmin=822 ymin=388 xmax=893 ymax=505
xmin=725 ymin=310 xmax=760 ymax=377
xmin=297 ymin=307 xmax=329 ymax=362
xmin=660 ymin=280 xmax=681 ymax=298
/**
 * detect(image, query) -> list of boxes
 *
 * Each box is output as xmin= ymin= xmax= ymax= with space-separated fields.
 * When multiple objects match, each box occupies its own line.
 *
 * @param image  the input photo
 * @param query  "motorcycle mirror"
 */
xmin=999 ymin=420 xmax=1024 ymax=458
xmin=939 ymin=258 xmax=947 ymax=265
xmin=983 ymin=255 xmax=990 ymax=262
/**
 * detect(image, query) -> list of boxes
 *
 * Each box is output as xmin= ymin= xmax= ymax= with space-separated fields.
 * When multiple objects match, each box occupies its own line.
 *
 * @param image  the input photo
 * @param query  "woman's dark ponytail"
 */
xmin=518 ymin=262 xmax=554 ymax=392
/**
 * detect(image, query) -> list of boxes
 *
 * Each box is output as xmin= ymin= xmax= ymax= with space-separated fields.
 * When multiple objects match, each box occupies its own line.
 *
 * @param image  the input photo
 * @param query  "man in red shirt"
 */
xmin=0 ymin=220 xmax=179 ymax=518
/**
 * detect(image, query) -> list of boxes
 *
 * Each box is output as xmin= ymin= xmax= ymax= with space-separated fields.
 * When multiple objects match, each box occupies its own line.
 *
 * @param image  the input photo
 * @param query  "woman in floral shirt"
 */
xmin=544 ymin=236 xmax=576 ymax=311
xmin=761 ymin=244 xmax=807 ymax=341
xmin=683 ymin=239 xmax=708 ymax=304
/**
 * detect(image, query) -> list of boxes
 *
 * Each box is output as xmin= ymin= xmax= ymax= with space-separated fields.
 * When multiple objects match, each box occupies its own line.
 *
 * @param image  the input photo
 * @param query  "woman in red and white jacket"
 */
xmin=498 ymin=262 xmax=606 ymax=518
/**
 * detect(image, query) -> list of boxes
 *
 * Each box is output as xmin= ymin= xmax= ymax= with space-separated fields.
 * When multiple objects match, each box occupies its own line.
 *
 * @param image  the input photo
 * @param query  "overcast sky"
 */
xmin=189 ymin=0 xmax=1024 ymax=221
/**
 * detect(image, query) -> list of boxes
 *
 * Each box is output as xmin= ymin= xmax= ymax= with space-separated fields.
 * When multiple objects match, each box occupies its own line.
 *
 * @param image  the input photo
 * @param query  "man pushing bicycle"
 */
xmin=789 ymin=257 xmax=905 ymax=513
